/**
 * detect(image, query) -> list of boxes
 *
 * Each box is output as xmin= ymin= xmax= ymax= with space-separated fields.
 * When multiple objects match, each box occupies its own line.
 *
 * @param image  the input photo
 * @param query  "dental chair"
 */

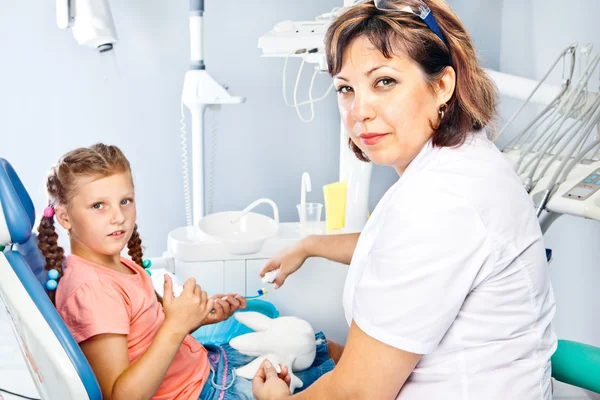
xmin=1 ymin=155 xmax=600 ymax=399
xmin=0 ymin=158 xmax=101 ymax=400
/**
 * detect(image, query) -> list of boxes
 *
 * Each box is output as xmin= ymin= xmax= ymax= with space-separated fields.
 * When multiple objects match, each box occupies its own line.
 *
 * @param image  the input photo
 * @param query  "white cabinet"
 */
xmin=223 ymin=260 xmax=246 ymax=295
xmin=174 ymin=260 xmax=224 ymax=295
xmin=169 ymin=223 xmax=351 ymax=345
xmin=246 ymin=258 xmax=349 ymax=344
xmin=174 ymin=260 xmax=247 ymax=296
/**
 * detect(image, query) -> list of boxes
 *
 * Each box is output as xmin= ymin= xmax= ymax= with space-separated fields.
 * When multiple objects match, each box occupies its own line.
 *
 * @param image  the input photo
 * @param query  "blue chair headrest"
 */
xmin=0 ymin=158 xmax=36 ymax=246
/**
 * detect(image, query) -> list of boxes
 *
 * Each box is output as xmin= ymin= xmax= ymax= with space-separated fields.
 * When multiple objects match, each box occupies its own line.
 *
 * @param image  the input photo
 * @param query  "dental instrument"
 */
xmin=281 ymin=53 xmax=336 ymax=123
xmin=497 ymin=44 xmax=576 ymax=143
xmin=533 ymin=96 xmax=600 ymax=218
xmin=498 ymin=43 xmax=600 ymax=222
xmin=518 ymin=52 xmax=600 ymax=192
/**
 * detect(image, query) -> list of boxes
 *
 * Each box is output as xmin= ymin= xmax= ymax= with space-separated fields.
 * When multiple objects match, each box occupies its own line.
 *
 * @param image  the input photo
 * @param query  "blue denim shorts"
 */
xmin=198 ymin=331 xmax=335 ymax=400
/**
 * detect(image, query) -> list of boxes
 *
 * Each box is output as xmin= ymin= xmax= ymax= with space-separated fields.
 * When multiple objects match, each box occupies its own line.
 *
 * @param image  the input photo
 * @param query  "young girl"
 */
xmin=37 ymin=143 xmax=336 ymax=400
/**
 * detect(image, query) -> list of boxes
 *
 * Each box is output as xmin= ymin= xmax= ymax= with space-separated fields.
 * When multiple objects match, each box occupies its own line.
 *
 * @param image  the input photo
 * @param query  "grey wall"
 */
xmin=496 ymin=0 xmax=600 ymax=347
xmin=449 ymin=0 xmax=504 ymax=70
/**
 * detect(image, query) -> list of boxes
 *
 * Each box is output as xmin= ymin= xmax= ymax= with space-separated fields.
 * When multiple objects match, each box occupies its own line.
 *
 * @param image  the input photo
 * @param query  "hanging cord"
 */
xmin=208 ymin=106 xmax=219 ymax=215
xmin=179 ymin=101 xmax=193 ymax=226
xmin=282 ymin=54 xmax=335 ymax=123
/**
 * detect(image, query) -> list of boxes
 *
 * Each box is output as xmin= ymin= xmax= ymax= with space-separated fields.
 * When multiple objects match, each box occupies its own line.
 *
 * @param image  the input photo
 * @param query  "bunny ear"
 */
xmin=229 ymin=331 xmax=268 ymax=356
xmin=234 ymin=311 xmax=273 ymax=332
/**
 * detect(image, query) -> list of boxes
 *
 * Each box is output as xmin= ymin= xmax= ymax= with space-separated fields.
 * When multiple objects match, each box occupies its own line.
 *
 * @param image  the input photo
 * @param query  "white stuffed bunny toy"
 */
xmin=229 ymin=312 xmax=317 ymax=393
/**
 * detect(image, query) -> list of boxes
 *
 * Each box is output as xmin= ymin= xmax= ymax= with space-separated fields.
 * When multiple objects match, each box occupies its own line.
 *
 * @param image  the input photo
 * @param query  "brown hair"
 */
xmin=37 ymin=144 xmax=144 ymax=303
xmin=325 ymin=0 xmax=497 ymax=162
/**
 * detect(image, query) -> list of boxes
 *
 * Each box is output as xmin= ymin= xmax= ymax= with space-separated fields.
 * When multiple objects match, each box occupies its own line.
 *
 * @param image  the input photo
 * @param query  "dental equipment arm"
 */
xmin=502 ymin=99 xmax=559 ymax=152
xmin=559 ymin=138 xmax=600 ymax=189
xmin=516 ymin=52 xmax=600 ymax=191
xmin=523 ymin=95 xmax=600 ymax=188
xmin=535 ymin=100 xmax=600 ymax=217
xmin=533 ymin=94 xmax=600 ymax=187
xmin=497 ymin=44 xmax=576 ymax=144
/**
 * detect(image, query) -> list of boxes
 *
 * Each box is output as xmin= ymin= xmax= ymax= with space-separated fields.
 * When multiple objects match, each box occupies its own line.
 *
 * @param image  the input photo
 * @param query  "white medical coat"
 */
xmin=343 ymin=131 xmax=557 ymax=399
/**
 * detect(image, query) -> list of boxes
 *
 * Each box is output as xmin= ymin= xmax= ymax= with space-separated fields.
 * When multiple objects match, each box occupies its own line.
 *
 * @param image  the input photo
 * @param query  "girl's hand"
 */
xmin=252 ymin=359 xmax=293 ymax=400
xmin=162 ymin=275 xmax=214 ymax=337
xmin=202 ymin=293 xmax=247 ymax=325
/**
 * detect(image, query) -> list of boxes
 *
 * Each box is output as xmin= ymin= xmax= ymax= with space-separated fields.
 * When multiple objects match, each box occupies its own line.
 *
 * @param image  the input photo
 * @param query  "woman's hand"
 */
xmin=260 ymin=239 xmax=310 ymax=289
xmin=202 ymin=293 xmax=247 ymax=325
xmin=162 ymin=275 xmax=214 ymax=337
xmin=252 ymin=359 xmax=293 ymax=400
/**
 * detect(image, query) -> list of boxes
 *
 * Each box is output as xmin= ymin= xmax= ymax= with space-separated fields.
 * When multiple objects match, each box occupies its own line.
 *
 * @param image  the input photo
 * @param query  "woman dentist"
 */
xmin=252 ymin=0 xmax=557 ymax=399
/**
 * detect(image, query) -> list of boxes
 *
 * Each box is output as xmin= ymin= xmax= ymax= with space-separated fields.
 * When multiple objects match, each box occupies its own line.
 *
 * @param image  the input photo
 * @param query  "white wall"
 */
xmin=497 ymin=0 xmax=600 ymax=346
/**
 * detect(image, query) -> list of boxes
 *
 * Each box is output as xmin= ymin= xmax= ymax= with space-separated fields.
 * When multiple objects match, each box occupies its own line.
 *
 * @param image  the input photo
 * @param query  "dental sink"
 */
xmin=198 ymin=198 xmax=279 ymax=255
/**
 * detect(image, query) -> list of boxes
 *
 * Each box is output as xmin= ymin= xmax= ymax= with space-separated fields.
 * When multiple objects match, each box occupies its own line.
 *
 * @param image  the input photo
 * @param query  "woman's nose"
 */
xmin=351 ymin=92 xmax=376 ymax=123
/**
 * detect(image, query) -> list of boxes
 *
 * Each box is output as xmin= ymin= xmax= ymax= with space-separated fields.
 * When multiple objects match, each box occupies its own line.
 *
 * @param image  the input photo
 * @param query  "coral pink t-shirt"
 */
xmin=56 ymin=254 xmax=209 ymax=400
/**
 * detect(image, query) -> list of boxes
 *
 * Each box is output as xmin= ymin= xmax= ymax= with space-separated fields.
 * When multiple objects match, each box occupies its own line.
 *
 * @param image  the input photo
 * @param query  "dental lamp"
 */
xmin=56 ymin=0 xmax=118 ymax=52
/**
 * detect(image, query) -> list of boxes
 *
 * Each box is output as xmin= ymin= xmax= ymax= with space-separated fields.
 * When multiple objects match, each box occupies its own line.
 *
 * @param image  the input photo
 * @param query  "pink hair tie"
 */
xmin=43 ymin=206 xmax=55 ymax=218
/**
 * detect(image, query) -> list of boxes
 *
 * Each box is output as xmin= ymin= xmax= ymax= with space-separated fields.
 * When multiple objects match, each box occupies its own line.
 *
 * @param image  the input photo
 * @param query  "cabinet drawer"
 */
xmin=174 ymin=260 xmax=224 ymax=295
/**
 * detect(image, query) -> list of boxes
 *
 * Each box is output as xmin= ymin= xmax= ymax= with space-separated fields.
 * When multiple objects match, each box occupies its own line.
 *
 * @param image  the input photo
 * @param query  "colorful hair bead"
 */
xmin=43 ymin=206 xmax=55 ymax=218
xmin=46 ymin=269 xmax=59 ymax=291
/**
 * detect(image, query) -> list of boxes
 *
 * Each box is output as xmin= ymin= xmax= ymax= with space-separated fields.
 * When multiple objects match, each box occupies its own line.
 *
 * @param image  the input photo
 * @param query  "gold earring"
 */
xmin=438 ymin=103 xmax=448 ymax=121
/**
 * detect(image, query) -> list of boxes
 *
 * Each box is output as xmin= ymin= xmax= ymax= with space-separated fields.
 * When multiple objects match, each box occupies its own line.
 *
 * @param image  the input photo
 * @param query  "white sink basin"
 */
xmin=198 ymin=199 xmax=279 ymax=255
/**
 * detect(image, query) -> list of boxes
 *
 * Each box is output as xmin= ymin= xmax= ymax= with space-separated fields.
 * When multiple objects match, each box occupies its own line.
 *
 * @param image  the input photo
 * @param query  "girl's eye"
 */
xmin=121 ymin=199 xmax=132 ymax=205
xmin=336 ymin=86 xmax=353 ymax=94
xmin=92 ymin=203 xmax=103 ymax=209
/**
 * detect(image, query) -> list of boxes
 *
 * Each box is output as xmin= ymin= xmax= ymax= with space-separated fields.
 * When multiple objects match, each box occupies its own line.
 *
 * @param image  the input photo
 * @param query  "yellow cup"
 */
xmin=322 ymin=181 xmax=347 ymax=232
